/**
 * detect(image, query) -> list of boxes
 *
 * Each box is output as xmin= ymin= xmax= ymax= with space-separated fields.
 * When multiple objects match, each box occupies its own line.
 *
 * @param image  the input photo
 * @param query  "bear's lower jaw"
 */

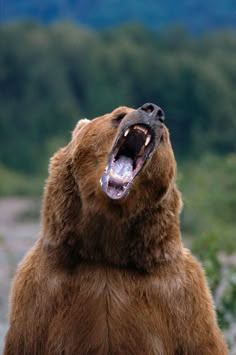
xmin=100 ymin=124 xmax=160 ymax=200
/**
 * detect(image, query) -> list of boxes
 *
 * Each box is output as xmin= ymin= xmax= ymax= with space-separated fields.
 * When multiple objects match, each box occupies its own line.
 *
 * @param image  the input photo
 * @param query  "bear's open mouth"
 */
xmin=101 ymin=124 xmax=156 ymax=200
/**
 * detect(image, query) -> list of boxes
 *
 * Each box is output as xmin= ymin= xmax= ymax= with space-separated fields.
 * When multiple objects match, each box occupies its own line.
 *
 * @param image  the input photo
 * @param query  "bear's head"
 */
xmin=42 ymin=103 xmax=182 ymax=271
xmin=72 ymin=103 xmax=176 ymax=214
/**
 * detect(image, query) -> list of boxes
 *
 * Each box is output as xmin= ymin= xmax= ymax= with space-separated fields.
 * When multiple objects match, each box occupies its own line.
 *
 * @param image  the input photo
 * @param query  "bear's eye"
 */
xmin=113 ymin=112 xmax=126 ymax=124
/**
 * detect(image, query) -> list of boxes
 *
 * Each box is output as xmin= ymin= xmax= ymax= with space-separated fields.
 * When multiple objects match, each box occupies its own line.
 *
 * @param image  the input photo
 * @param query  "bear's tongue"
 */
xmin=111 ymin=156 xmax=133 ymax=181
xmin=105 ymin=156 xmax=133 ymax=199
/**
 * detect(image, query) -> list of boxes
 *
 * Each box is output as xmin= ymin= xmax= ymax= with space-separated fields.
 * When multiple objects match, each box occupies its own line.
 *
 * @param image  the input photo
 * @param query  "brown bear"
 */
xmin=4 ymin=103 xmax=227 ymax=354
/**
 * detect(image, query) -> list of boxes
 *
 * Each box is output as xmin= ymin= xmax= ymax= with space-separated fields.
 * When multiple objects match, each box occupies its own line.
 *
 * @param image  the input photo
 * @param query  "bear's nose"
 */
xmin=139 ymin=103 xmax=165 ymax=123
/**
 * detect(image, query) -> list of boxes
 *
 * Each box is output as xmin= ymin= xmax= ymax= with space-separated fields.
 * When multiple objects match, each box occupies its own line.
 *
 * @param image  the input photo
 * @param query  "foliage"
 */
xmin=179 ymin=154 xmax=236 ymax=347
xmin=1 ymin=23 xmax=236 ymax=176
xmin=0 ymin=165 xmax=43 ymax=196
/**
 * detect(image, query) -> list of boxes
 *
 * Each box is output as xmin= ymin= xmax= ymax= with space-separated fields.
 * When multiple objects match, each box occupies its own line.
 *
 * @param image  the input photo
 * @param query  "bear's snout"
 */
xmin=139 ymin=102 xmax=165 ymax=123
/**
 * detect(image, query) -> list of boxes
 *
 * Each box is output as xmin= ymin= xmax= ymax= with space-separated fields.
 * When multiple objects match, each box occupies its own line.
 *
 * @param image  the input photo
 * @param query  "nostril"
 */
xmin=141 ymin=104 xmax=154 ymax=115
xmin=156 ymin=109 xmax=165 ymax=122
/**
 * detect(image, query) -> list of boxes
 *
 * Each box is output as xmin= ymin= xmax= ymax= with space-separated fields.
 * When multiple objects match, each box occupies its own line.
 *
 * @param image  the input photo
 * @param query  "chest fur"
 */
xmin=45 ymin=266 xmax=177 ymax=355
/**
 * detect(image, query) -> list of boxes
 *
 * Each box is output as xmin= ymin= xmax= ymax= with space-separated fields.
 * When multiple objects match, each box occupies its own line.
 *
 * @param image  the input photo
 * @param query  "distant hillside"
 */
xmin=1 ymin=0 xmax=236 ymax=33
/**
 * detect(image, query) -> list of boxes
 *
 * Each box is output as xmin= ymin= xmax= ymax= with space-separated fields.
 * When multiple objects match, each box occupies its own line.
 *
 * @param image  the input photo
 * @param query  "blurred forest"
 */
xmin=0 ymin=22 xmax=236 ymax=349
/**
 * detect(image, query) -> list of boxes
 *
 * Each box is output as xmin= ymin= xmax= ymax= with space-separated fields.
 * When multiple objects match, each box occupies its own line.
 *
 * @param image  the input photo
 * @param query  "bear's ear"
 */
xmin=42 ymin=142 xmax=81 ymax=252
xmin=72 ymin=118 xmax=90 ymax=140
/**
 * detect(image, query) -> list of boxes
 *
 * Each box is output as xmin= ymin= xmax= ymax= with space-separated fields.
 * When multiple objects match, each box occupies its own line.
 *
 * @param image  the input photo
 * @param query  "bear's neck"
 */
xmin=77 ymin=186 xmax=183 ymax=272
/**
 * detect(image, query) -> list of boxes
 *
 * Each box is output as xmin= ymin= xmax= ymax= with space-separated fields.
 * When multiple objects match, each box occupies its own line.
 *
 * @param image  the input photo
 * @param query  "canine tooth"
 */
xmin=145 ymin=135 xmax=151 ymax=147
xmin=124 ymin=128 xmax=130 ymax=137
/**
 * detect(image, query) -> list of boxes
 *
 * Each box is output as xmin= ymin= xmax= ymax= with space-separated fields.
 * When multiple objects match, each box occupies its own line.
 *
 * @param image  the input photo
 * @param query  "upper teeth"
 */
xmin=123 ymin=125 xmax=151 ymax=146
xmin=145 ymin=135 xmax=151 ymax=146
xmin=134 ymin=126 xmax=148 ymax=134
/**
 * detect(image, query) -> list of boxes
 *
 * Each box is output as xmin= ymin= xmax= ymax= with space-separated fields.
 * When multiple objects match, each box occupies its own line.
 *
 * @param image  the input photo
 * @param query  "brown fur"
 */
xmin=4 ymin=106 xmax=228 ymax=354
